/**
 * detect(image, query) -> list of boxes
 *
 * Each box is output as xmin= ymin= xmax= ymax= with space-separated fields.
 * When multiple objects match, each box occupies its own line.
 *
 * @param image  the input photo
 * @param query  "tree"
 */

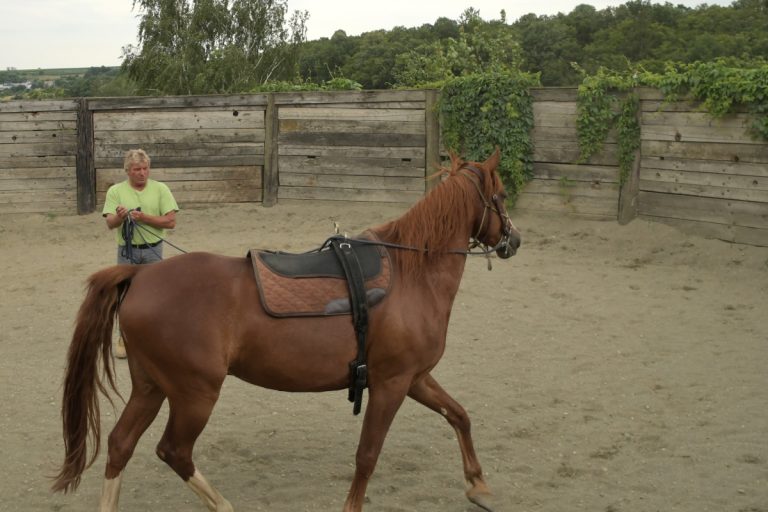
xmin=391 ymin=8 xmax=522 ymax=88
xmin=123 ymin=0 xmax=307 ymax=95
xmin=298 ymin=30 xmax=357 ymax=83
xmin=513 ymin=13 xmax=581 ymax=85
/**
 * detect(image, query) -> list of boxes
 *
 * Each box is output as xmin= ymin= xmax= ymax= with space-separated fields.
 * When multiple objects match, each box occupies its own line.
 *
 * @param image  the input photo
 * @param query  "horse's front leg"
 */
xmin=343 ymin=375 xmax=411 ymax=512
xmin=408 ymin=373 xmax=495 ymax=512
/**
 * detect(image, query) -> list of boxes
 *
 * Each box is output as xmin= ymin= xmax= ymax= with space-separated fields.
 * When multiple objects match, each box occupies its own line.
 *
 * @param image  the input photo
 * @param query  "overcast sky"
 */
xmin=2 ymin=0 xmax=732 ymax=70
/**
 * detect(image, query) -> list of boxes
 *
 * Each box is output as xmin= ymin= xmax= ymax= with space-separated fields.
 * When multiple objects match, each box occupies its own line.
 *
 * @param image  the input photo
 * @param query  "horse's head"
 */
xmin=453 ymin=148 xmax=521 ymax=259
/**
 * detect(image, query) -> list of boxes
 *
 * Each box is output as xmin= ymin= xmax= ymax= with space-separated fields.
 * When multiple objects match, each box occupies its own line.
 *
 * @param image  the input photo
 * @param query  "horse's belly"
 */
xmin=230 ymin=317 xmax=357 ymax=392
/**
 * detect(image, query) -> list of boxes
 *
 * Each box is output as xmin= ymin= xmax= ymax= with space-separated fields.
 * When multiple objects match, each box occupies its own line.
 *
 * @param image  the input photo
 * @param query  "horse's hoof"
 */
xmin=468 ymin=491 xmax=496 ymax=512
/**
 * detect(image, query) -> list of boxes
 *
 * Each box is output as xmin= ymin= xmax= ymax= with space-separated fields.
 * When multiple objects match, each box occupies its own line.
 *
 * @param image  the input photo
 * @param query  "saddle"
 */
xmin=247 ymin=232 xmax=392 ymax=318
xmin=248 ymin=232 xmax=392 ymax=415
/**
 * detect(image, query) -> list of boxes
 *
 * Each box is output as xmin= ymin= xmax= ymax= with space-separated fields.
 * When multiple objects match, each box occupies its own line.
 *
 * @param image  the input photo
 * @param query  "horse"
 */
xmin=52 ymin=148 xmax=521 ymax=511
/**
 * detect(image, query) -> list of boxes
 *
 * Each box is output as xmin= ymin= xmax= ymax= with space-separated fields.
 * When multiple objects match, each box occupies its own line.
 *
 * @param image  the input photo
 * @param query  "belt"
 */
xmin=131 ymin=240 xmax=162 ymax=249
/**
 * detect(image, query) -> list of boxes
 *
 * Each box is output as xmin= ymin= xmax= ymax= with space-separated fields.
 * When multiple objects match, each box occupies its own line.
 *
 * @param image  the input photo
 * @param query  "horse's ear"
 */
xmin=484 ymin=147 xmax=501 ymax=171
xmin=449 ymin=150 xmax=460 ymax=165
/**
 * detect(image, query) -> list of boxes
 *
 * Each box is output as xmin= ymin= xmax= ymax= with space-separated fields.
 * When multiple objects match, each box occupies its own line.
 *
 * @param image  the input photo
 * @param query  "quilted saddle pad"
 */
xmin=248 ymin=236 xmax=392 ymax=317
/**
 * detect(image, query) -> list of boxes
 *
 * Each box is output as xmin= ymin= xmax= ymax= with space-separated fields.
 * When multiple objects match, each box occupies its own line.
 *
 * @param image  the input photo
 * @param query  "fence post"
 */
xmin=618 ymin=94 xmax=641 ymax=224
xmin=425 ymin=90 xmax=440 ymax=193
xmin=262 ymin=93 xmax=279 ymax=207
xmin=76 ymin=98 xmax=95 ymax=214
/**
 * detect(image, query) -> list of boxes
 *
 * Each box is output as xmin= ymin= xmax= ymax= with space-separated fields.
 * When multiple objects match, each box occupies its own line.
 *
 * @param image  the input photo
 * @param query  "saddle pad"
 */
xmin=248 ymin=241 xmax=392 ymax=318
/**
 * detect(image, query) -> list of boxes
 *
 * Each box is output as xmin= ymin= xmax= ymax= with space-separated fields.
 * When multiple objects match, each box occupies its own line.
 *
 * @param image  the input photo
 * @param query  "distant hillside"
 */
xmin=1 ymin=67 xmax=118 ymax=82
xmin=1 ymin=66 xmax=125 ymax=99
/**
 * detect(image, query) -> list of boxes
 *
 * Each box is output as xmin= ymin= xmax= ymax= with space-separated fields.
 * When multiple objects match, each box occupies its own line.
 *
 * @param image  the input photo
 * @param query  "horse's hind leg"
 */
xmin=156 ymin=394 xmax=233 ymax=512
xmin=408 ymin=373 xmax=496 ymax=512
xmin=100 ymin=369 xmax=165 ymax=511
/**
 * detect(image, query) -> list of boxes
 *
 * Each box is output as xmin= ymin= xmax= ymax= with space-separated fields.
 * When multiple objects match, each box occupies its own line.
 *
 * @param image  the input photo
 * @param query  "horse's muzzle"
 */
xmin=496 ymin=230 xmax=521 ymax=259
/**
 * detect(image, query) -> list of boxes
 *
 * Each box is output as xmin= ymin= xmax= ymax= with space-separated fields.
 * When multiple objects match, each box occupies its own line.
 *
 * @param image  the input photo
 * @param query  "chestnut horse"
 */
xmin=53 ymin=149 xmax=521 ymax=511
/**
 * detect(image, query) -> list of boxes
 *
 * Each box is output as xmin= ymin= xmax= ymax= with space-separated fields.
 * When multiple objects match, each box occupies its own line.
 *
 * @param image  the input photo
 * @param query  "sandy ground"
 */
xmin=1 ymin=200 xmax=766 ymax=512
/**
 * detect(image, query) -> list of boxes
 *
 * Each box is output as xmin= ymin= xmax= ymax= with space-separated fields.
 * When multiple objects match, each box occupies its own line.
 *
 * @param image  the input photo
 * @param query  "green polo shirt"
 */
xmin=102 ymin=179 xmax=179 ymax=246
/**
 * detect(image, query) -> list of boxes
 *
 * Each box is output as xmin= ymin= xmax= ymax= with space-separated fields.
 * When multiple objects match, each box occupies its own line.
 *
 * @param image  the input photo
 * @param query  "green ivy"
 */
xmin=575 ymin=66 xmax=640 ymax=184
xmin=575 ymin=61 xmax=768 ymax=185
xmin=438 ymin=71 xmax=540 ymax=199
xmin=250 ymin=77 xmax=363 ymax=92
xmin=650 ymin=61 xmax=768 ymax=140
xmin=616 ymin=92 xmax=640 ymax=184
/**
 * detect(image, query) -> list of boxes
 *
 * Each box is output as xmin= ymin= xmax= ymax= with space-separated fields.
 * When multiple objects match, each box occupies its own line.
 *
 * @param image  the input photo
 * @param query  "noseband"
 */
xmin=458 ymin=164 xmax=513 ymax=251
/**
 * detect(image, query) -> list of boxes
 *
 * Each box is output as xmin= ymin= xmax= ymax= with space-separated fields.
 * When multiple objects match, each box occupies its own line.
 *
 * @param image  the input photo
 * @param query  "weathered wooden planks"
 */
xmin=516 ymin=186 xmax=619 ymax=219
xmin=278 ymin=107 xmax=424 ymax=122
xmin=277 ymin=92 xmax=429 ymax=204
xmin=526 ymin=91 xmax=622 ymax=218
xmin=96 ymin=166 xmax=261 ymax=186
xmin=0 ymin=100 xmax=78 ymax=112
xmin=272 ymin=90 xmax=425 ymax=105
xmin=95 ymin=176 xmax=263 ymax=207
xmin=94 ymin=109 xmax=265 ymax=131
xmin=0 ymin=100 xmax=79 ymax=213
xmin=278 ymin=186 xmax=423 ymax=203
xmin=88 ymin=95 xmax=268 ymax=110
xmin=639 ymin=98 xmax=768 ymax=245
xmin=279 ymin=155 xmax=423 ymax=177
xmin=92 ymin=100 xmax=267 ymax=208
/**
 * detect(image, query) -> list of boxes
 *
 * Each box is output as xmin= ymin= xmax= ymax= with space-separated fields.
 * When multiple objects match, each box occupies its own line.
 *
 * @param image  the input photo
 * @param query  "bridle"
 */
xmin=458 ymin=164 xmax=515 ymax=256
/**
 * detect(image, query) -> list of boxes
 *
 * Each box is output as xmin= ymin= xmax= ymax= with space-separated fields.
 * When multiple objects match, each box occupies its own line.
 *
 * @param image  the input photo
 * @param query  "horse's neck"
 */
xmin=424 ymin=231 xmax=470 ymax=297
xmin=371 ymin=221 xmax=472 ymax=299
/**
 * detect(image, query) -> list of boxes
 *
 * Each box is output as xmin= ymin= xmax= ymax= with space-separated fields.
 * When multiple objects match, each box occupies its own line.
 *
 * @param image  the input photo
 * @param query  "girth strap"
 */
xmin=330 ymin=238 xmax=369 ymax=416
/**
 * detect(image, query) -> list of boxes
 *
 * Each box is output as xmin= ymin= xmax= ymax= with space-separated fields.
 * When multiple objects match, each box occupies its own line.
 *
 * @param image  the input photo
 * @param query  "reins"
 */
xmin=315 ymin=163 xmax=513 ymax=270
xmin=119 ymin=160 xmax=509 ymax=269
xmin=121 ymin=209 xmax=188 ymax=263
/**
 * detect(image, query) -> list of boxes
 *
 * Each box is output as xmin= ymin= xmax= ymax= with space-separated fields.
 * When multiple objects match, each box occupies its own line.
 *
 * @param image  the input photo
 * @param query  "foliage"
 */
xmin=575 ymin=60 xmax=768 ymax=183
xmin=123 ymin=0 xmax=308 ymax=95
xmin=438 ymin=71 xmax=540 ymax=198
xmin=513 ymin=13 xmax=581 ymax=86
xmin=649 ymin=60 xmax=768 ymax=139
xmin=616 ymin=92 xmax=641 ymax=184
xmin=1 ymin=66 xmax=138 ymax=99
xmin=249 ymin=77 xmax=362 ymax=92
xmin=296 ymin=0 xmax=768 ymax=88
xmin=392 ymin=8 xmax=522 ymax=88
xmin=575 ymin=65 xmax=642 ymax=183
xmin=53 ymin=67 xmax=123 ymax=97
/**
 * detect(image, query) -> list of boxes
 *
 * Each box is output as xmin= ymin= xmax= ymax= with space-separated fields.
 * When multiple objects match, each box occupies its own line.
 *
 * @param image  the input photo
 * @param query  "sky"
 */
xmin=1 ymin=0 xmax=734 ymax=71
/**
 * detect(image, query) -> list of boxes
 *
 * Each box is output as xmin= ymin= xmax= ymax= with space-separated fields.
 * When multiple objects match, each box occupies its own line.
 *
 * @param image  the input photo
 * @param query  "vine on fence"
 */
xmin=438 ymin=71 xmax=540 ymax=199
xmin=575 ymin=60 xmax=768 ymax=184
xmin=575 ymin=66 xmax=642 ymax=185
xmin=650 ymin=61 xmax=768 ymax=140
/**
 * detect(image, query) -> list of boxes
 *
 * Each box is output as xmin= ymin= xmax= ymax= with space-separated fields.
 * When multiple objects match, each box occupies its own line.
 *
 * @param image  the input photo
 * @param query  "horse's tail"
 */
xmin=52 ymin=264 xmax=141 ymax=494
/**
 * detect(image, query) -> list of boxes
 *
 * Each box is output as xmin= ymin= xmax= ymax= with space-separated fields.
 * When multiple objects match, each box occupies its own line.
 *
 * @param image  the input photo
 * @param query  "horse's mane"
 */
xmin=374 ymin=156 xmax=498 ymax=278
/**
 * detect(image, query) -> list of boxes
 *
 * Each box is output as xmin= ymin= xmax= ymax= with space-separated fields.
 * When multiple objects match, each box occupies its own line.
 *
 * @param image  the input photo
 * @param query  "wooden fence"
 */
xmin=89 ymin=95 xmax=267 ymax=211
xmin=516 ymin=87 xmax=768 ymax=246
xmin=637 ymin=89 xmax=768 ymax=246
xmin=516 ymin=88 xmax=622 ymax=219
xmin=0 ymin=89 xmax=765 ymax=245
xmin=0 ymin=100 xmax=79 ymax=214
